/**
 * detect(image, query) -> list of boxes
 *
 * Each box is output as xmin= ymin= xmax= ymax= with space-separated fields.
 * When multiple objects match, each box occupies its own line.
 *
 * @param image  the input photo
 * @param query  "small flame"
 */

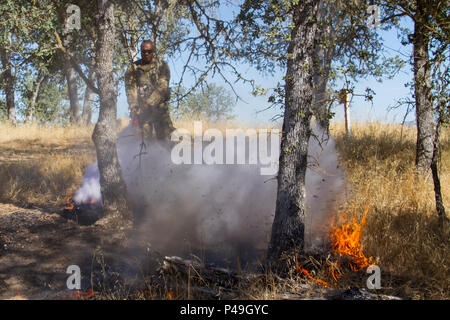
xmin=64 ymin=196 xmax=75 ymax=210
xmin=329 ymin=207 xmax=373 ymax=271
xmin=330 ymin=262 xmax=341 ymax=282
xmin=296 ymin=263 xmax=332 ymax=288
xmin=11 ymin=291 xmax=25 ymax=300
xmin=168 ymin=291 xmax=174 ymax=300
xmin=68 ymin=288 xmax=94 ymax=300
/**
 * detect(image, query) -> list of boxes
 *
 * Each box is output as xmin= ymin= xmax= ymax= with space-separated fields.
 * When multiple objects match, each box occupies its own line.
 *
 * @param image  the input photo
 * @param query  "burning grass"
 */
xmin=328 ymin=122 xmax=450 ymax=299
xmin=329 ymin=207 xmax=374 ymax=272
xmin=242 ymin=121 xmax=449 ymax=300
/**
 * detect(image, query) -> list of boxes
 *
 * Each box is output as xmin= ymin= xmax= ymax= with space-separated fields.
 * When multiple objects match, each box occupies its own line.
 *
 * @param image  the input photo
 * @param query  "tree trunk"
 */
xmin=413 ymin=2 xmax=435 ymax=172
xmin=64 ymin=55 xmax=82 ymax=124
xmin=25 ymin=71 xmax=45 ymax=124
xmin=312 ymin=44 xmax=333 ymax=130
xmin=312 ymin=2 xmax=334 ymax=131
xmin=431 ymin=116 xmax=447 ymax=230
xmin=92 ymin=0 xmax=133 ymax=230
xmin=82 ymin=68 xmax=96 ymax=124
xmin=268 ymin=0 xmax=320 ymax=264
xmin=0 ymin=32 xmax=16 ymax=125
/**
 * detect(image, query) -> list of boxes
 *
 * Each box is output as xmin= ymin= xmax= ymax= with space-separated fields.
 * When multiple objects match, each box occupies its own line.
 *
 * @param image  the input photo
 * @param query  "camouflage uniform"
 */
xmin=125 ymin=59 xmax=175 ymax=141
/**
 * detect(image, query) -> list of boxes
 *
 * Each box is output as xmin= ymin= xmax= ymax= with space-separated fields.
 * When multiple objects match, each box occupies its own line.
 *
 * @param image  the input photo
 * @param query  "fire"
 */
xmin=296 ymin=207 xmax=375 ymax=288
xmin=296 ymin=263 xmax=332 ymax=288
xmin=329 ymin=207 xmax=374 ymax=271
xmin=64 ymin=196 xmax=74 ymax=210
xmin=329 ymin=262 xmax=341 ymax=282
xmin=168 ymin=291 xmax=174 ymax=300
xmin=64 ymin=195 xmax=97 ymax=208
xmin=68 ymin=288 xmax=94 ymax=300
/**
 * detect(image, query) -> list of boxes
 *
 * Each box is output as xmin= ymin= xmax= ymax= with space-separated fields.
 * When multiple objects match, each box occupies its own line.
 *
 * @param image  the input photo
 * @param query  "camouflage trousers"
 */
xmin=138 ymin=105 xmax=175 ymax=141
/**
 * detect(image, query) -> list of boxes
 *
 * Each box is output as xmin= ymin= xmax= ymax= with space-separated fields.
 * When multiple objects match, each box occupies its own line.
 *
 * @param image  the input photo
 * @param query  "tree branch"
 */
xmin=53 ymin=31 xmax=100 ymax=95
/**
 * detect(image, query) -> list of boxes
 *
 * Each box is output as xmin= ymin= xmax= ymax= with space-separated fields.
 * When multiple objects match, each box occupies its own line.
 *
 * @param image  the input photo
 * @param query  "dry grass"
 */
xmin=173 ymin=116 xmax=282 ymax=136
xmin=0 ymin=122 xmax=96 ymax=209
xmin=329 ymin=121 xmax=450 ymax=299
xmin=0 ymin=122 xmax=94 ymax=144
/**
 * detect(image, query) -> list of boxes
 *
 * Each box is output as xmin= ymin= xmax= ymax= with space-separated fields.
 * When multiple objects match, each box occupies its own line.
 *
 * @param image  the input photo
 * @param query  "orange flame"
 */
xmin=296 ymin=263 xmax=332 ymax=288
xmin=64 ymin=195 xmax=75 ymax=210
xmin=329 ymin=207 xmax=373 ymax=271
xmin=68 ymin=288 xmax=94 ymax=300
xmin=330 ymin=262 xmax=341 ymax=282
xmin=168 ymin=291 xmax=174 ymax=300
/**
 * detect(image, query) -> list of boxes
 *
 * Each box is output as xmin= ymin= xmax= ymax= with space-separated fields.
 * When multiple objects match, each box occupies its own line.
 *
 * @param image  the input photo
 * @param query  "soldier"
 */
xmin=125 ymin=40 xmax=175 ymax=141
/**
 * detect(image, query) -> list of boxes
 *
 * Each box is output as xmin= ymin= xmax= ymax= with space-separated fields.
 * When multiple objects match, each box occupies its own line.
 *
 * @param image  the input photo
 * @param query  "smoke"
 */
xmin=305 ymin=123 xmax=347 ymax=250
xmin=73 ymin=163 xmax=101 ymax=204
xmin=73 ymin=121 xmax=346 ymax=268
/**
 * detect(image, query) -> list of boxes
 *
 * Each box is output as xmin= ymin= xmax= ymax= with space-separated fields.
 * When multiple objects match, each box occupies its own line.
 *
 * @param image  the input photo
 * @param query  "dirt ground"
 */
xmin=0 ymin=203 xmax=164 ymax=300
xmin=0 ymin=203 xmax=97 ymax=299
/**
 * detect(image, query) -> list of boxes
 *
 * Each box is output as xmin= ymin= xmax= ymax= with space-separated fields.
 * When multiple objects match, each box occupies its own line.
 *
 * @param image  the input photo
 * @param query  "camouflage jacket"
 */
xmin=124 ymin=59 xmax=170 ymax=111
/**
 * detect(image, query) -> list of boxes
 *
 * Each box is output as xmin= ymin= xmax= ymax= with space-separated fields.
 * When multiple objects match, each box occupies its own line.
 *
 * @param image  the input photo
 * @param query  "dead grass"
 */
xmin=173 ymin=116 xmax=282 ymax=136
xmin=0 ymin=122 xmax=96 ymax=209
xmin=0 ymin=122 xmax=94 ymax=145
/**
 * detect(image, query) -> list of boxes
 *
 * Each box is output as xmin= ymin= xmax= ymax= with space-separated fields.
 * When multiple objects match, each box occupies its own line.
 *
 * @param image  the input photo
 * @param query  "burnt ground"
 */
xmin=0 ymin=202 xmax=401 ymax=301
xmin=0 ymin=203 xmax=163 ymax=300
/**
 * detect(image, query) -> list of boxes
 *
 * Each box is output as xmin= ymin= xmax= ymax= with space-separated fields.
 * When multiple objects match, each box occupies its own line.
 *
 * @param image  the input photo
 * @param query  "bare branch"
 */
xmin=53 ymin=31 xmax=100 ymax=95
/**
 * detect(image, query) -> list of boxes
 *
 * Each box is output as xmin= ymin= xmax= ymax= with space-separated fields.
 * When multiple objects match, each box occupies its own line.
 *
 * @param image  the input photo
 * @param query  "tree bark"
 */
xmin=312 ymin=2 xmax=334 ymax=131
xmin=268 ymin=0 xmax=320 ymax=263
xmin=82 ymin=68 xmax=96 ymax=125
xmin=0 ymin=32 xmax=16 ymax=125
xmin=64 ymin=55 xmax=82 ymax=124
xmin=431 ymin=116 xmax=447 ymax=230
xmin=93 ymin=0 xmax=133 ymax=229
xmin=312 ymin=43 xmax=333 ymax=130
xmin=25 ymin=71 xmax=46 ymax=124
xmin=413 ymin=1 xmax=435 ymax=172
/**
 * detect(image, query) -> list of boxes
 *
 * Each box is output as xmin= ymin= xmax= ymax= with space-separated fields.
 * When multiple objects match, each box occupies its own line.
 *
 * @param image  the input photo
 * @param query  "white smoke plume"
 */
xmin=73 ymin=163 xmax=101 ymax=204
xmin=73 ymin=121 xmax=346 ymax=268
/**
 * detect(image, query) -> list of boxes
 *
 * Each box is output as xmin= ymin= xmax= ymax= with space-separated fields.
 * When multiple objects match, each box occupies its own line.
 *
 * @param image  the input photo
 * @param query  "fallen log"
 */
xmin=159 ymin=256 xmax=401 ymax=300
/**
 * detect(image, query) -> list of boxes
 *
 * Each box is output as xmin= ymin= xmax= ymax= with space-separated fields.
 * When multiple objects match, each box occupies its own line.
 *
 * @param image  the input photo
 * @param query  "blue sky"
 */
xmin=116 ymin=7 xmax=416 ymax=125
